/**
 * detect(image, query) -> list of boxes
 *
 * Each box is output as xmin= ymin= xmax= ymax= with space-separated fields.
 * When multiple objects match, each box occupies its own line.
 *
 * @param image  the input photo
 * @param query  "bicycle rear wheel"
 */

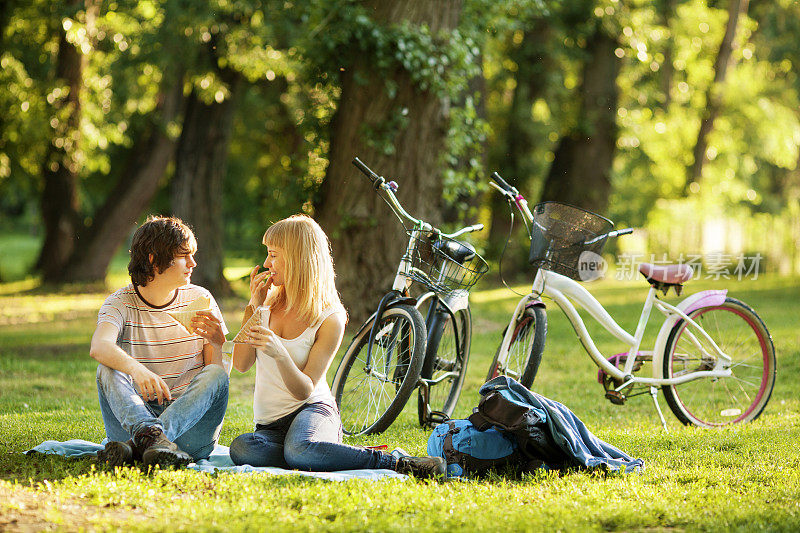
xmin=486 ymin=306 xmax=547 ymax=389
xmin=417 ymin=304 xmax=471 ymax=425
xmin=331 ymin=304 xmax=426 ymax=435
xmin=662 ymin=297 xmax=776 ymax=427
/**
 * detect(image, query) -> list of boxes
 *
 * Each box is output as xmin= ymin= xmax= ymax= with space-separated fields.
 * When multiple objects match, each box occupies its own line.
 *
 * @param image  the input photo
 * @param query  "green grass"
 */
xmin=1 ymin=271 xmax=799 ymax=531
xmin=0 ymin=232 xmax=41 ymax=281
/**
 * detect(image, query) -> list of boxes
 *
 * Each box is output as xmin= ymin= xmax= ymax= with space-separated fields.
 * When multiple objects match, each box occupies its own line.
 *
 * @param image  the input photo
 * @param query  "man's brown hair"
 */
xmin=128 ymin=216 xmax=197 ymax=286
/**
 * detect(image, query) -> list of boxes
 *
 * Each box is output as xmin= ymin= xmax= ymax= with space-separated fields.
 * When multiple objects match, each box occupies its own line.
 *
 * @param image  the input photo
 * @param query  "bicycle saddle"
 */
xmin=434 ymin=239 xmax=476 ymax=264
xmin=638 ymin=263 xmax=693 ymax=285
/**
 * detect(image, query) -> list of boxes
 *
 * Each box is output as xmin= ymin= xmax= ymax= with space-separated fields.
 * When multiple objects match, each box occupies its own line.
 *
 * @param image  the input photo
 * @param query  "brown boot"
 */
xmin=97 ymin=440 xmax=135 ymax=467
xmin=396 ymin=456 xmax=447 ymax=479
xmin=134 ymin=426 xmax=192 ymax=468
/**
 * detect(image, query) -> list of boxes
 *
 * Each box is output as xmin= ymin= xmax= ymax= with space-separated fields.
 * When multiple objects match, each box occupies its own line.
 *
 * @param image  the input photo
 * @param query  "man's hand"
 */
xmin=192 ymin=310 xmax=226 ymax=346
xmin=248 ymin=266 xmax=273 ymax=308
xmin=130 ymin=364 xmax=172 ymax=404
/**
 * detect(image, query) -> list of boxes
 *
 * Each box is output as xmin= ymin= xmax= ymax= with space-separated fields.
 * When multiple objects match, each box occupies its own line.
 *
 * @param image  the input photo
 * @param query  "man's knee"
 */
xmin=96 ymin=363 xmax=124 ymax=386
xmin=198 ymin=364 xmax=229 ymax=392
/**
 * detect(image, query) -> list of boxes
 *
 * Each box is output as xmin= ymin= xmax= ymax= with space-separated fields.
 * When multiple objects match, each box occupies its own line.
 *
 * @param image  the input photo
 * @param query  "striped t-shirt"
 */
xmin=97 ymin=284 xmax=228 ymax=398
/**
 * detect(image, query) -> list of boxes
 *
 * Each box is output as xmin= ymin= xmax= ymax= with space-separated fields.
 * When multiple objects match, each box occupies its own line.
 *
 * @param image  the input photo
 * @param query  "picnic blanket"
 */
xmin=27 ymin=440 xmax=408 ymax=482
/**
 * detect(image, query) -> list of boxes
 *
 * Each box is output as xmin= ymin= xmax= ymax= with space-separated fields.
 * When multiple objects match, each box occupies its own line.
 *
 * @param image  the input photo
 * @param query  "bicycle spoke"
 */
xmin=664 ymin=301 xmax=775 ymax=427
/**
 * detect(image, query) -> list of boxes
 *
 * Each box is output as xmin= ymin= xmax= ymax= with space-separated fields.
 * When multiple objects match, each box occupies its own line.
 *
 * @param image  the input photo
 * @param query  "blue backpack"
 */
xmin=427 ymin=376 xmax=644 ymax=478
xmin=426 ymin=419 xmax=525 ymax=478
xmin=427 ymin=382 xmax=567 ymax=478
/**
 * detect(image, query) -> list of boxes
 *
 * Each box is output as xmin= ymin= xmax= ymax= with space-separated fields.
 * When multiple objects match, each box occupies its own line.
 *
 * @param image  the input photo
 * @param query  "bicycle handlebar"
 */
xmin=491 ymin=172 xmax=518 ymax=196
xmin=352 ymin=157 xmax=383 ymax=186
xmin=584 ymin=228 xmax=634 ymax=245
xmin=352 ymin=157 xmax=483 ymax=240
xmin=609 ymin=228 xmax=634 ymax=238
xmin=444 ymin=224 xmax=484 ymax=239
xmin=489 ymin=172 xmax=633 ymax=241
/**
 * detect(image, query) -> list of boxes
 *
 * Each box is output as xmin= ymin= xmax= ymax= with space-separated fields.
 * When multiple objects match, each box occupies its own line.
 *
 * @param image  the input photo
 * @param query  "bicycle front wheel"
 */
xmin=486 ymin=305 xmax=547 ymax=389
xmin=331 ymin=304 xmax=426 ymax=436
xmin=417 ymin=305 xmax=471 ymax=425
xmin=662 ymin=297 xmax=776 ymax=427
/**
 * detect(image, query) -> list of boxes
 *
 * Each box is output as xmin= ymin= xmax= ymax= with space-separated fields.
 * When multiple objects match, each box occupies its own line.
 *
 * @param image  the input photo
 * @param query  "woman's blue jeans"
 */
xmin=229 ymin=401 xmax=397 ymax=471
xmin=96 ymin=363 xmax=229 ymax=460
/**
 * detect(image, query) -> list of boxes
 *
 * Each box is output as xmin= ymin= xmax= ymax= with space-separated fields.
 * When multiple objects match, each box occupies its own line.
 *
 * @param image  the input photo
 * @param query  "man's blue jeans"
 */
xmin=96 ymin=364 xmax=229 ymax=460
xmin=229 ymin=400 xmax=397 ymax=471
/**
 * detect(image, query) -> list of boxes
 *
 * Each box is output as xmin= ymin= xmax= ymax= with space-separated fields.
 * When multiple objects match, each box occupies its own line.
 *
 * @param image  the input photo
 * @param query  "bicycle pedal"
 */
xmin=435 ymin=360 xmax=455 ymax=372
xmin=605 ymin=390 xmax=626 ymax=405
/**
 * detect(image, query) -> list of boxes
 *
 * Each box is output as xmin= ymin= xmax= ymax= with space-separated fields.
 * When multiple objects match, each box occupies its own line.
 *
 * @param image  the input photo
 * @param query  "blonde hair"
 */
xmin=262 ymin=214 xmax=344 ymax=326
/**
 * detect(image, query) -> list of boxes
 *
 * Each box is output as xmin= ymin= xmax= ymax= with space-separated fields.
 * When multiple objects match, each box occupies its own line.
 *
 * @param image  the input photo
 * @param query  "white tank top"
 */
xmin=252 ymin=305 xmax=344 ymax=424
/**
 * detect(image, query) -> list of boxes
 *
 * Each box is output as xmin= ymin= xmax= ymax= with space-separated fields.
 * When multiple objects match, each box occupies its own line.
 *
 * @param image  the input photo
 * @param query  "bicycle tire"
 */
xmin=331 ymin=304 xmax=426 ymax=435
xmin=486 ymin=305 xmax=547 ymax=389
xmin=661 ymin=297 xmax=776 ymax=427
xmin=417 ymin=305 xmax=471 ymax=425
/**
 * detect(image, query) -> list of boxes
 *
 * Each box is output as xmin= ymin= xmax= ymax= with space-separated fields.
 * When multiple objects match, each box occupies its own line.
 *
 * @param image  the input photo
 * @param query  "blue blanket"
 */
xmin=27 ymin=440 xmax=408 ymax=482
xmin=479 ymin=377 xmax=644 ymax=473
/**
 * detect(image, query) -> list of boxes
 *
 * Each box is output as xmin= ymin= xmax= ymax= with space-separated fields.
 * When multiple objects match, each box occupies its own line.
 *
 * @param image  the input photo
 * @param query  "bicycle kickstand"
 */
xmin=649 ymin=386 xmax=668 ymax=432
xmin=417 ymin=381 xmax=449 ymax=428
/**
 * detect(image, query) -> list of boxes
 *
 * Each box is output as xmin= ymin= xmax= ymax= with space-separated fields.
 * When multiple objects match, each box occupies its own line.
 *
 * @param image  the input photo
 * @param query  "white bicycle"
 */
xmin=488 ymin=173 xmax=776 ymax=428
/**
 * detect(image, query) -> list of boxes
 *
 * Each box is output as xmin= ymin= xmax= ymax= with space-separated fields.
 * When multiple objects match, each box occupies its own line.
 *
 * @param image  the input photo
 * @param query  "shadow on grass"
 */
xmin=0 ymin=342 xmax=89 ymax=359
xmin=1 ymin=452 xmax=101 ymax=484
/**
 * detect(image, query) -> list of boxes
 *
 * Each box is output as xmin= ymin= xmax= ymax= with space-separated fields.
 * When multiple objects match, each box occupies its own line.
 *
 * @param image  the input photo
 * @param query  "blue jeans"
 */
xmin=96 ymin=364 xmax=229 ymax=460
xmin=229 ymin=400 xmax=397 ymax=471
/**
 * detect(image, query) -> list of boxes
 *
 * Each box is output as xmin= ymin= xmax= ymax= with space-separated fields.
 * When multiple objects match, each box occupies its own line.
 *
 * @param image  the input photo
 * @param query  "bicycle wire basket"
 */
xmin=407 ymin=231 xmax=489 ymax=296
xmin=529 ymin=201 xmax=614 ymax=281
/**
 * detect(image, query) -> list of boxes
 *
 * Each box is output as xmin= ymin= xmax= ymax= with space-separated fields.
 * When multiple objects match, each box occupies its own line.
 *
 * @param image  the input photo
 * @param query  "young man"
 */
xmin=89 ymin=216 xmax=229 ymax=467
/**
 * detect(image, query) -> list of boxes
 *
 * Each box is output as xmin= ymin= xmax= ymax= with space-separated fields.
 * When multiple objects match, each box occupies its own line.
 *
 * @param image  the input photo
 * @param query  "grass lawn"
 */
xmin=1 ymin=268 xmax=799 ymax=531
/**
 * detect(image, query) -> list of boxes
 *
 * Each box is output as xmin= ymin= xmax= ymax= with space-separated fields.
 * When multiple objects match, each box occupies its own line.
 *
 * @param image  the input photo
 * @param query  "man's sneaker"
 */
xmin=134 ymin=426 xmax=192 ymax=468
xmin=97 ymin=440 xmax=135 ymax=468
xmin=396 ymin=456 xmax=447 ymax=479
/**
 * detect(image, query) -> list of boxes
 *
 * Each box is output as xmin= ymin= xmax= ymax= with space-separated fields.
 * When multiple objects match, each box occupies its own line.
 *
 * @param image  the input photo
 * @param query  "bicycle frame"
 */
xmin=521 ymin=269 xmax=733 ymax=388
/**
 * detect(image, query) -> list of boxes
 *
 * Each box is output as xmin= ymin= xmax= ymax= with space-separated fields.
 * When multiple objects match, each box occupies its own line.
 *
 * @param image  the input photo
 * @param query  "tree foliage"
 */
xmin=1 ymin=0 xmax=799 ymax=285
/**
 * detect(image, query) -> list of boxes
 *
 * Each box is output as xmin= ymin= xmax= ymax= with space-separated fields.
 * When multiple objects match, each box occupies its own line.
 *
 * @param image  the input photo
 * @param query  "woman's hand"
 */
xmin=248 ymin=266 xmax=273 ymax=308
xmin=247 ymin=324 xmax=290 ymax=361
xmin=192 ymin=310 xmax=226 ymax=347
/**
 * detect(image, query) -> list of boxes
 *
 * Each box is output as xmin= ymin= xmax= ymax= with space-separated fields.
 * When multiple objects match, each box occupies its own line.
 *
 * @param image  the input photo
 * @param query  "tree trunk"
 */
xmin=37 ymin=0 xmax=86 ymax=281
xmin=686 ymin=0 xmax=750 ymax=191
xmin=315 ymin=0 xmax=462 ymax=322
xmin=658 ymin=0 xmax=677 ymax=108
xmin=171 ymin=69 xmax=243 ymax=297
xmin=57 ymin=71 xmax=186 ymax=282
xmin=540 ymin=29 xmax=620 ymax=215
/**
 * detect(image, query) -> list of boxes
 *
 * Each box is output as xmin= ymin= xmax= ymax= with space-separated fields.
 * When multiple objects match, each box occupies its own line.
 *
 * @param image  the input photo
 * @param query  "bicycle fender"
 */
xmin=527 ymin=298 xmax=546 ymax=309
xmin=416 ymin=290 xmax=472 ymax=314
xmin=443 ymin=290 xmax=469 ymax=313
xmin=651 ymin=289 xmax=728 ymax=379
xmin=351 ymin=295 xmax=418 ymax=339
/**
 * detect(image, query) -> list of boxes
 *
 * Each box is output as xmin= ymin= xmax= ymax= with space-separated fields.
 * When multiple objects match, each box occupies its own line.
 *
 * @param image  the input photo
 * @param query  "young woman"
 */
xmin=193 ymin=214 xmax=444 ymax=478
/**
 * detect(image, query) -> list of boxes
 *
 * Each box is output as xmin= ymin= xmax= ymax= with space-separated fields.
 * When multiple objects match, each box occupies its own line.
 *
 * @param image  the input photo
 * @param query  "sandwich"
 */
xmin=167 ymin=296 xmax=211 ymax=333
xmin=231 ymin=270 xmax=271 ymax=343
xmin=232 ymin=308 xmax=263 ymax=343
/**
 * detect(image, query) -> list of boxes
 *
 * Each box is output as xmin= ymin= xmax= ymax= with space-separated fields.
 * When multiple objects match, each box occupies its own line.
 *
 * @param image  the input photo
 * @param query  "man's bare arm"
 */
xmin=89 ymin=322 xmax=172 ymax=404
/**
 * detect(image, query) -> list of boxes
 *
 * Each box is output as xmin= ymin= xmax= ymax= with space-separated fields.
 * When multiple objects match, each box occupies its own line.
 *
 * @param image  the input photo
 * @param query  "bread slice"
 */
xmin=232 ymin=308 xmax=263 ymax=343
xmin=167 ymin=296 xmax=211 ymax=333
